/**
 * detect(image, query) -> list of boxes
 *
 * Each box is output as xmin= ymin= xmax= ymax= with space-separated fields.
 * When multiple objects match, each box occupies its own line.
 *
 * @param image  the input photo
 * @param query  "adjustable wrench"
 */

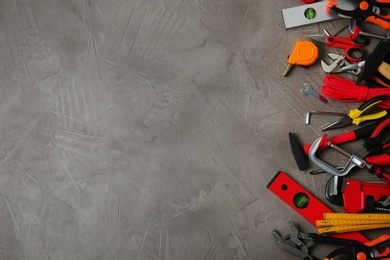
xmin=326 ymin=176 xmax=390 ymax=213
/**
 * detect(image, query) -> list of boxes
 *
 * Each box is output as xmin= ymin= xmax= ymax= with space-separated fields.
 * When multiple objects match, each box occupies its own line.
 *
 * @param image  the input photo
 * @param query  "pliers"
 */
xmin=324 ymin=234 xmax=390 ymax=260
xmin=327 ymin=0 xmax=390 ymax=30
xmin=357 ymin=117 xmax=390 ymax=166
xmin=321 ymin=95 xmax=388 ymax=131
xmin=272 ymin=221 xmax=359 ymax=260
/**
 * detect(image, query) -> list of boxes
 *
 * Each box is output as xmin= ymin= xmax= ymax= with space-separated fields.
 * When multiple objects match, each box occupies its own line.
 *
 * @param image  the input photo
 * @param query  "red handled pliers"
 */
xmin=357 ymin=117 xmax=390 ymax=166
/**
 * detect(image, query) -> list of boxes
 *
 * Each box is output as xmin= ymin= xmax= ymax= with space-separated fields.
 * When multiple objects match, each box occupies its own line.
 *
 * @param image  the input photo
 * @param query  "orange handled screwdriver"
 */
xmin=284 ymin=40 xmax=319 ymax=76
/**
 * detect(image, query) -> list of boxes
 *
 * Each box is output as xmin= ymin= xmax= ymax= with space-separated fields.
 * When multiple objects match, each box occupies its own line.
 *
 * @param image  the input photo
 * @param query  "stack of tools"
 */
xmin=316 ymin=213 xmax=390 ymax=234
xmin=271 ymin=1 xmax=390 ymax=259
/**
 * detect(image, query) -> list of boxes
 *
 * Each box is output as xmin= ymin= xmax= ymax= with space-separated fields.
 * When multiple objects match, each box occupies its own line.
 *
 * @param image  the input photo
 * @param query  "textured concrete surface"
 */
xmin=1 ymin=0 xmax=389 ymax=259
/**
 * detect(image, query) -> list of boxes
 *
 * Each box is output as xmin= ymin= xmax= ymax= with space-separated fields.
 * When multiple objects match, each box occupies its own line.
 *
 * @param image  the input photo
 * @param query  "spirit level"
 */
xmin=281 ymin=0 xmax=356 ymax=29
xmin=267 ymin=171 xmax=368 ymax=243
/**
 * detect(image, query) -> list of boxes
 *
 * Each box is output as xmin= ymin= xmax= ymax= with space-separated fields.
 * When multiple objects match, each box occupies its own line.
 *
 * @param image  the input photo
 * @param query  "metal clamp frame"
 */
xmin=308 ymin=137 xmax=366 ymax=176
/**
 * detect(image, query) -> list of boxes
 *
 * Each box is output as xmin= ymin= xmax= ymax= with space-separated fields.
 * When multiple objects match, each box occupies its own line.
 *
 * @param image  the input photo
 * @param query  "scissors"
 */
xmin=321 ymin=95 xmax=389 ymax=131
xmin=309 ymin=29 xmax=369 ymax=62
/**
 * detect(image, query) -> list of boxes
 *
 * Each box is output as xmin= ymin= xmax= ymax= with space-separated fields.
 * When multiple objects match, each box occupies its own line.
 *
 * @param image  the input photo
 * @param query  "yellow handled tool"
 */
xmin=321 ymin=95 xmax=388 ymax=131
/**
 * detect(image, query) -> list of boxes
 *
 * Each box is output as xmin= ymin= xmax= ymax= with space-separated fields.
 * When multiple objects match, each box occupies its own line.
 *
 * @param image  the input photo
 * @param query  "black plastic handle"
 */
xmin=308 ymin=233 xmax=359 ymax=246
xmin=357 ymin=94 xmax=389 ymax=112
xmin=357 ymin=40 xmax=390 ymax=84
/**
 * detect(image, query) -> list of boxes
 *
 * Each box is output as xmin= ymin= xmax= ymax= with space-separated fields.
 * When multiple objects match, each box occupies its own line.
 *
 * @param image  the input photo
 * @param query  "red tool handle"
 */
xmin=301 ymin=0 xmax=316 ymax=3
xmin=363 ymin=118 xmax=390 ymax=166
xmin=369 ymin=166 xmax=390 ymax=185
xmin=302 ymin=123 xmax=379 ymax=154
xmin=366 ymin=153 xmax=390 ymax=166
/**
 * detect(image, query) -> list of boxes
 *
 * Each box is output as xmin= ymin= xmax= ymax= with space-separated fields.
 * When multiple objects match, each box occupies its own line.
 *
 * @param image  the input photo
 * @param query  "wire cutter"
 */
xmin=357 ymin=117 xmax=390 ymax=166
xmin=328 ymin=0 xmax=390 ymax=30
xmin=324 ymin=234 xmax=390 ymax=260
xmin=309 ymin=29 xmax=369 ymax=62
xmin=321 ymin=95 xmax=389 ymax=131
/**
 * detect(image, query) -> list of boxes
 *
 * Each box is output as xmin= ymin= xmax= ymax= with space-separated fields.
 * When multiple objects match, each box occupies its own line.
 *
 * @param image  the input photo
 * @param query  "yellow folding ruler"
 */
xmin=316 ymin=213 xmax=390 ymax=234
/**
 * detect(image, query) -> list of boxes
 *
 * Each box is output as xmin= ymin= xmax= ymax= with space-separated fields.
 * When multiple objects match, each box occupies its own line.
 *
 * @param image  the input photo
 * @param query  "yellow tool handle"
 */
xmin=317 ymin=219 xmax=390 ymax=228
xmin=323 ymin=213 xmax=390 ymax=220
xmin=318 ymin=223 xmax=390 ymax=234
xmin=351 ymin=110 xmax=387 ymax=125
xmin=349 ymin=98 xmax=386 ymax=120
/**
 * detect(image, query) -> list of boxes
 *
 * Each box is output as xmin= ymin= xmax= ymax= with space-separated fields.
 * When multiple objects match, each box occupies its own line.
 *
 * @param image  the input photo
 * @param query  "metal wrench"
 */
xmin=300 ymin=83 xmax=328 ymax=104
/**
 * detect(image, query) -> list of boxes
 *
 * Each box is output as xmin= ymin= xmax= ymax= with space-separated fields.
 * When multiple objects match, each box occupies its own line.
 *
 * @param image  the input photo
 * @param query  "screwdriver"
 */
xmin=284 ymin=40 xmax=318 ymax=76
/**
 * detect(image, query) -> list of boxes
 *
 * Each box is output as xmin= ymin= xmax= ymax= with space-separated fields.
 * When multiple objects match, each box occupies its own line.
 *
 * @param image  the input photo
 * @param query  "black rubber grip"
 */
xmin=308 ymin=233 xmax=359 ymax=246
xmin=289 ymin=132 xmax=308 ymax=171
xmin=357 ymin=40 xmax=390 ymax=84
xmin=357 ymin=94 xmax=388 ymax=111
xmin=354 ymin=121 xmax=381 ymax=139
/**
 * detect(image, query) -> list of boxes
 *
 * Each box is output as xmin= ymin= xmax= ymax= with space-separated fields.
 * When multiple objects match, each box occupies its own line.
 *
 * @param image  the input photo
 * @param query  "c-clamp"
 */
xmin=308 ymin=135 xmax=390 ymax=185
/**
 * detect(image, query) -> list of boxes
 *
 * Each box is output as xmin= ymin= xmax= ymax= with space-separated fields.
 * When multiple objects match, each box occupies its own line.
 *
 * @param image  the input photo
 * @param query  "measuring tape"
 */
xmin=267 ymin=171 xmax=368 ymax=243
xmin=317 ymin=213 xmax=390 ymax=234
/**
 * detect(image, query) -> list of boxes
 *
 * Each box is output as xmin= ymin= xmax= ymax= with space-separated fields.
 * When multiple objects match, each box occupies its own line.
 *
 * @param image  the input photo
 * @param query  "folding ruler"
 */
xmin=317 ymin=213 xmax=390 ymax=234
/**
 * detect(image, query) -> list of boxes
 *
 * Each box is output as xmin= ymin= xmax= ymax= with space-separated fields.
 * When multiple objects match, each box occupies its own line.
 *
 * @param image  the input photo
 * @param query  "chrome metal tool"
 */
xmin=308 ymin=137 xmax=365 ymax=176
xmin=309 ymin=136 xmax=390 ymax=185
xmin=321 ymin=53 xmax=361 ymax=75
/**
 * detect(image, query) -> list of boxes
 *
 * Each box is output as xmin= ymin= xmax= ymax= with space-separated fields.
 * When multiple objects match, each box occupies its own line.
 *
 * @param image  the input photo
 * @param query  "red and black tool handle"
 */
xmin=369 ymin=165 xmax=390 ymax=185
xmin=366 ymin=149 xmax=390 ymax=166
xmin=324 ymin=234 xmax=390 ymax=260
xmin=289 ymin=122 xmax=380 ymax=170
xmin=363 ymin=117 xmax=390 ymax=166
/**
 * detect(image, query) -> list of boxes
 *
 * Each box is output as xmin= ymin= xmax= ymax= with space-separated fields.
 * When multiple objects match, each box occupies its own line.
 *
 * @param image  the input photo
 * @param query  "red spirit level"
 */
xmin=267 ymin=171 xmax=368 ymax=243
